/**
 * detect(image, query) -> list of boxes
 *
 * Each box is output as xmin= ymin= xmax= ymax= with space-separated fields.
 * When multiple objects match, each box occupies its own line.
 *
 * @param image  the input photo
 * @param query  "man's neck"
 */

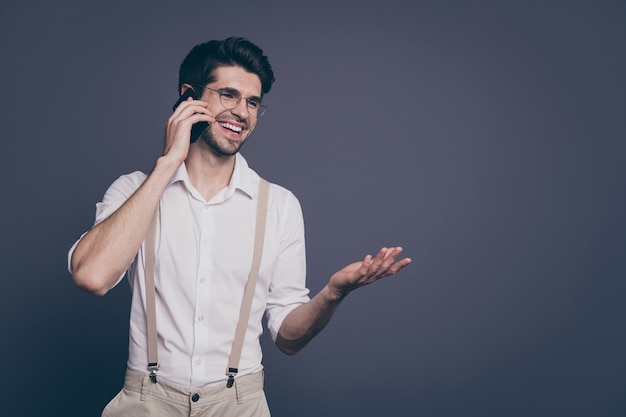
xmin=185 ymin=144 xmax=237 ymax=202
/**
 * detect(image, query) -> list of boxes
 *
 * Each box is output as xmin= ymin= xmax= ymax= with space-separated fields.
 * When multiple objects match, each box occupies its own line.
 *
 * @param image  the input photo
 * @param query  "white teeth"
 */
xmin=220 ymin=122 xmax=242 ymax=133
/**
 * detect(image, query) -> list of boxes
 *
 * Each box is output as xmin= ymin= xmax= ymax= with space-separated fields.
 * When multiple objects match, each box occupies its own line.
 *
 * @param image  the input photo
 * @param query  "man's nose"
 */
xmin=230 ymin=98 xmax=249 ymax=119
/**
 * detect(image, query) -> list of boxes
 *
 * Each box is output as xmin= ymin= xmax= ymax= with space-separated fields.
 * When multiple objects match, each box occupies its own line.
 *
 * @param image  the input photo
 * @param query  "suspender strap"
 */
xmin=226 ymin=178 xmax=270 ymax=388
xmin=144 ymin=211 xmax=160 ymax=383
xmin=144 ymin=178 xmax=270 ymax=386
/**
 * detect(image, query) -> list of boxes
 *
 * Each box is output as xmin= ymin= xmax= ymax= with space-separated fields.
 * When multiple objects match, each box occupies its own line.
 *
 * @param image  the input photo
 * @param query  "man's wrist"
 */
xmin=323 ymin=282 xmax=348 ymax=303
xmin=155 ymin=154 xmax=183 ymax=174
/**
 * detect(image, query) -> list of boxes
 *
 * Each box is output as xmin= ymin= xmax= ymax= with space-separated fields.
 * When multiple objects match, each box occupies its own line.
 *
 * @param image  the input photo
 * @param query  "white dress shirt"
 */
xmin=68 ymin=153 xmax=310 ymax=387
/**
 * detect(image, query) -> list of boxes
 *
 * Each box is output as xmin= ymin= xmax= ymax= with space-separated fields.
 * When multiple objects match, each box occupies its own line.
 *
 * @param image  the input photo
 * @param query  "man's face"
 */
xmin=198 ymin=66 xmax=263 ymax=156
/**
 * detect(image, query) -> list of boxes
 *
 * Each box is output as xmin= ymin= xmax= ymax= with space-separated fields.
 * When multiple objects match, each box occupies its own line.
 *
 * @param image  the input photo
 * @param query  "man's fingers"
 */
xmin=387 ymin=257 xmax=412 ymax=275
xmin=170 ymin=99 xmax=212 ymax=125
xmin=364 ymin=247 xmax=409 ymax=279
xmin=357 ymin=254 xmax=373 ymax=275
xmin=374 ymin=247 xmax=402 ymax=267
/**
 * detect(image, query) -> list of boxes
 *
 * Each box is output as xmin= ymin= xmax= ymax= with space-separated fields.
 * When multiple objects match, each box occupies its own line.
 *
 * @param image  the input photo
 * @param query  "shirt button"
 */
xmin=198 ymin=316 xmax=204 ymax=321
xmin=196 ymin=359 xmax=202 ymax=365
xmin=192 ymin=393 xmax=200 ymax=402
xmin=200 ymin=277 xmax=206 ymax=284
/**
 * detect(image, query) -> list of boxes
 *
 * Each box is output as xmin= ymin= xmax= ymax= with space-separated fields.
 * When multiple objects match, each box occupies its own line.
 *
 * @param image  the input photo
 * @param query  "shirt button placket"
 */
xmin=192 ymin=204 xmax=212 ymax=388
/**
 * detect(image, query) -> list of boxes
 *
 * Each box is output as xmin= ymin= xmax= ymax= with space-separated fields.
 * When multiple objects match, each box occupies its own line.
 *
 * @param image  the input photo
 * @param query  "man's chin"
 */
xmin=201 ymin=133 xmax=245 ymax=156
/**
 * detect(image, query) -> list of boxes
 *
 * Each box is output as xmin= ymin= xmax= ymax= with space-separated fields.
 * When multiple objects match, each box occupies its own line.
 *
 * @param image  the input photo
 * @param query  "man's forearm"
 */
xmin=276 ymin=284 xmax=345 ymax=355
xmin=71 ymin=156 xmax=180 ymax=295
xmin=275 ymin=247 xmax=411 ymax=355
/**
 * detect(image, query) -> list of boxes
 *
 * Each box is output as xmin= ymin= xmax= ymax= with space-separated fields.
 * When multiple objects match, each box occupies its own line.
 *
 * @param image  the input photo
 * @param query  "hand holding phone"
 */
xmin=173 ymin=88 xmax=210 ymax=143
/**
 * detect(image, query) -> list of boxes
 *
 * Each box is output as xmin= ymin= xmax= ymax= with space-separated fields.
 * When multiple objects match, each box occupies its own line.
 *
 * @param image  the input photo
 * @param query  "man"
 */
xmin=69 ymin=37 xmax=411 ymax=417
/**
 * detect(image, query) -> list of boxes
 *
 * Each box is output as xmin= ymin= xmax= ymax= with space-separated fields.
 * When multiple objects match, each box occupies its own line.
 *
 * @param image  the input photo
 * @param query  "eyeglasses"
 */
xmin=203 ymin=86 xmax=268 ymax=118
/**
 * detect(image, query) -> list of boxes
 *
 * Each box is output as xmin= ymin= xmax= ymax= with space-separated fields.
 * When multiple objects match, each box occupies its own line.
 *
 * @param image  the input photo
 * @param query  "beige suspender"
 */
xmin=226 ymin=177 xmax=270 ymax=387
xmin=144 ymin=178 xmax=270 ymax=387
xmin=144 ymin=213 xmax=160 ymax=383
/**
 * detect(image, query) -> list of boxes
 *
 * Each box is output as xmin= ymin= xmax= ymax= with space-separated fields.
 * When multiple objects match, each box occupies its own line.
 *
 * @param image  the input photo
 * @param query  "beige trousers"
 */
xmin=102 ymin=369 xmax=271 ymax=417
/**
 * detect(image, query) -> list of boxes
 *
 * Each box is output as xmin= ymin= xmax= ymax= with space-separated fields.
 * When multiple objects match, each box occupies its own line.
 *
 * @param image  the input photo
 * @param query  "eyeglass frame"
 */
xmin=202 ymin=86 xmax=268 ymax=118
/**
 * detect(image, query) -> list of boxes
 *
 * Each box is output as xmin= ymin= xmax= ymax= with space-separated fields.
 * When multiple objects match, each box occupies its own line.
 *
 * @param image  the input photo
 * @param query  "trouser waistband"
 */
xmin=123 ymin=369 xmax=264 ymax=406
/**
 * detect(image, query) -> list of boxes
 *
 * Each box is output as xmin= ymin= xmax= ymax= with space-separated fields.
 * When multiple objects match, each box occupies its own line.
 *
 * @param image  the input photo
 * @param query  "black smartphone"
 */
xmin=173 ymin=88 xmax=209 ymax=144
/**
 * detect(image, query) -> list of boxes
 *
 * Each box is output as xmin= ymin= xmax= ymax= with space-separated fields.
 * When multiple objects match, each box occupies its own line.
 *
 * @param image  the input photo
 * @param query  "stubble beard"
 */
xmin=200 ymin=124 xmax=249 ymax=157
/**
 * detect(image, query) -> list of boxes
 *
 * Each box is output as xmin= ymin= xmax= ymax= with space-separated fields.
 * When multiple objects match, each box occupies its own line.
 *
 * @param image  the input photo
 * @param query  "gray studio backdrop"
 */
xmin=1 ymin=1 xmax=625 ymax=416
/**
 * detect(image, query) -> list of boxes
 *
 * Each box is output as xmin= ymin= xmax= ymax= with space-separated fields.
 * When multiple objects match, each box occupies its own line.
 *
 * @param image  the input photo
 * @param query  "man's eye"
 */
xmin=221 ymin=92 xmax=236 ymax=100
xmin=247 ymin=100 xmax=260 ymax=109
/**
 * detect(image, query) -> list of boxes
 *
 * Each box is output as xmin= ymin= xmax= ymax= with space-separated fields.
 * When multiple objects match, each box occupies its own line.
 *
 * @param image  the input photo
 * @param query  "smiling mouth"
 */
xmin=220 ymin=122 xmax=243 ymax=134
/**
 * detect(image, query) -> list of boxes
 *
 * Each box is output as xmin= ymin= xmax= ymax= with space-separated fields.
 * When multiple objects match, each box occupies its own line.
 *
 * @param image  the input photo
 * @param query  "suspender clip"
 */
xmin=226 ymin=367 xmax=238 ymax=388
xmin=148 ymin=362 xmax=160 ymax=384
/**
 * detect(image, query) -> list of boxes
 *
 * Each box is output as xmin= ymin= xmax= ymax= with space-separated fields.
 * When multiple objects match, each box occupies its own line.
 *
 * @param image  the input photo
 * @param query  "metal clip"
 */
xmin=148 ymin=362 xmax=160 ymax=384
xmin=225 ymin=367 xmax=238 ymax=389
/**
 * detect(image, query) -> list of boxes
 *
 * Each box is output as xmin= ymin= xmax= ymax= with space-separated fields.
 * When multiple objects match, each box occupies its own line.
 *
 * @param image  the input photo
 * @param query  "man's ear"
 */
xmin=180 ymin=83 xmax=195 ymax=96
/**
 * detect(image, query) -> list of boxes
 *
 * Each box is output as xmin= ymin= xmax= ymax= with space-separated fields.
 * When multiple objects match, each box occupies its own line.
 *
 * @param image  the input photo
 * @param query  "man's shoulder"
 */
xmin=266 ymin=180 xmax=296 ymax=198
xmin=264 ymin=180 xmax=302 ymax=212
xmin=111 ymin=170 xmax=148 ymax=186
xmin=104 ymin=170 xmax=148 ymax=198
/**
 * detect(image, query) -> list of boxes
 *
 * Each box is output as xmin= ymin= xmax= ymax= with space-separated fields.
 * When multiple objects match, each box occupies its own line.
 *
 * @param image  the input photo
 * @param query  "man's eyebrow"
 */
xmin=218 ymin=87 xmax=239 ymax=94
xmin=220 ymin=87 xmax=262 ymax=101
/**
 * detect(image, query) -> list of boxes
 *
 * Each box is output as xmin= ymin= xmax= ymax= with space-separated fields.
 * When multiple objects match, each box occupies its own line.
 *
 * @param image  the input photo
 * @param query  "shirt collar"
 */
xmin=168 ymin=153 xmax=258 ymax=201
xmin=229 ymin=153 xmax=257 ymax=199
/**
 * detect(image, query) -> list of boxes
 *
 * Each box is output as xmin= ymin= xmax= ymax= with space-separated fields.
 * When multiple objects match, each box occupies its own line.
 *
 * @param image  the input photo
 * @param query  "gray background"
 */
xmin=1 ymin=1 xmax=625 ymax=416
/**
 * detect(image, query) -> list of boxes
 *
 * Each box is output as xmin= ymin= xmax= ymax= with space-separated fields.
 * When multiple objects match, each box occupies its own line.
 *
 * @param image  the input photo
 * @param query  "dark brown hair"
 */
xmin=178 ymin=37 xmax=275 ymax=96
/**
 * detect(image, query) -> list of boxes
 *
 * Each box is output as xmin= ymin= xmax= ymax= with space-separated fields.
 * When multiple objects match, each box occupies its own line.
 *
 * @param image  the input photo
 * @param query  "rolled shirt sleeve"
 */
xmin=264 ymin=186 xmax=310 ymax=342
xmin=67 ymin=171 xmax=147 ymax=285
